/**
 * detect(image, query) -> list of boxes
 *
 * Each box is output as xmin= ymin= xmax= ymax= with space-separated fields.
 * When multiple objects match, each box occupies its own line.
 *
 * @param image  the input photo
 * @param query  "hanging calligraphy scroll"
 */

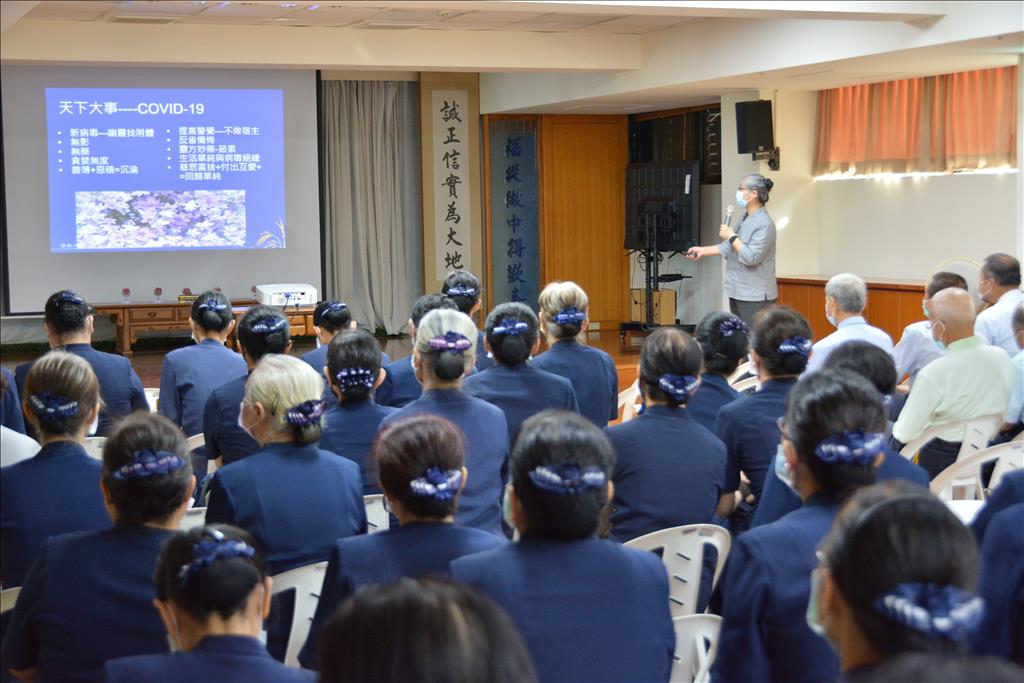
xmin=431 ymin=90 xmax=471 ymax=281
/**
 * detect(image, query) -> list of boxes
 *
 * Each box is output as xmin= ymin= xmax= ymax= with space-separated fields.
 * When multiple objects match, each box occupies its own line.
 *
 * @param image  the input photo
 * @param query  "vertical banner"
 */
xmin=488 ymin=118 xmax=539 ymax=307
xmin=431 ymin=90 xmax=471 ymax=281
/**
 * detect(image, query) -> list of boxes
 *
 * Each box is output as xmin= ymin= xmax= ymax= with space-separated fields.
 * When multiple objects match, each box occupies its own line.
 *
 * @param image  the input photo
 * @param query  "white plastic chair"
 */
xmin=618 ymin=379 xmax=642 ymax=424
xmin=82 ymin=436 xmax=106 ymax=460
xmin=271 ymin=560 xmax=328 ymax=668
xmin=625 ymin=524 xmax=731 ymax=618
xmin=180 ymin=507 xmax=207 ymax=531
xmin=899 ymin=414 xmax=1003 ymax=462
xmin=671 ymin=614 xmax=722 ymax=683
xmin=144 ymin=387 xmax=160 ymax=412
xmin=944 ymin=499 xmax=986 ymax=525
xmin=989 ymin=437 xmax=1024 ymax=493
xmin=730 ymin=376 xmax=759 ymax=393
xmin=726 ymin=360 xmax=753 ymax=386
xmin=364 ymin=494 xmax=390 ymax=534
xmin=1 ymin=587 xmax=20 ymax=614
xmin=185 ymin=433 xmax=205 ymax=451
xmin=930 ymin=440 xmax=1023 ymax=501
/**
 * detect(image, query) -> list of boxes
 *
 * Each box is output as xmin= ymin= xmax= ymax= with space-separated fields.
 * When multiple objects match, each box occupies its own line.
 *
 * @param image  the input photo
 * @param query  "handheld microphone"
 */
xmin=724 ymin=205 xmax=735 ymax=226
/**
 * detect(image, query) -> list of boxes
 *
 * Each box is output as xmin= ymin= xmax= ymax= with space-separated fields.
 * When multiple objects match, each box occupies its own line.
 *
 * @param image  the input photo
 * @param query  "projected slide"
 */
xmin=45 ymin=88 xmax=285 ymax=252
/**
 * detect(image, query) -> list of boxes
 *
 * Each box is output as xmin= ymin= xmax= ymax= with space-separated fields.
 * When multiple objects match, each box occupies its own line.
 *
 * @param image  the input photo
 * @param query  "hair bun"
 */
xmin=764 ymin=178 xmax=774 ymax=191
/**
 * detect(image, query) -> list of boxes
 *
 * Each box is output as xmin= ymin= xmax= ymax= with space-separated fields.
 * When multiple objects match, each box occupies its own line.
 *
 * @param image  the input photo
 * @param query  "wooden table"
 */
xmin=93 ymin=300 xmax=316 ymax=357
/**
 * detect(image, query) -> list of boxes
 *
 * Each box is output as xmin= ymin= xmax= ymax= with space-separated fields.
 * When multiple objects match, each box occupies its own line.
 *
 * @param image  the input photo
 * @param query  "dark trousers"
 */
xmin=729 ymin=298 xmax=777 ymax=328
xmin=918 ymin=438 xmax=962 ymax=480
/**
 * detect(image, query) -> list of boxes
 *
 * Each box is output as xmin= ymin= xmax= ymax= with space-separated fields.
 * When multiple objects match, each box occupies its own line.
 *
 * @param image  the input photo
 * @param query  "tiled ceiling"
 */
xmin=22 ymin=1 xmax=702 ymax=33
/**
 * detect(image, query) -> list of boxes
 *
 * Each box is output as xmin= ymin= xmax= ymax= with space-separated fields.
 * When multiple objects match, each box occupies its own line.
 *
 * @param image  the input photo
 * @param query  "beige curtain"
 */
xmin=321 ymin=80 xmax=422 ymax=333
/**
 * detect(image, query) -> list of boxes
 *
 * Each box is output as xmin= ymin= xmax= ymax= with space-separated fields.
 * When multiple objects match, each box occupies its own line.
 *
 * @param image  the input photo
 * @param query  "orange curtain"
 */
xmin=814 ymin=66 xmax=1016 ymax=175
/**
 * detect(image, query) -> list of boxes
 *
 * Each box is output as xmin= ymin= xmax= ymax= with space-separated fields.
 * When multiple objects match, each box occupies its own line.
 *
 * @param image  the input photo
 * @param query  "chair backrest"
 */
xmin=185 ymin=433 xmax=205 ymax=451
xmin=730 ymin=376 xmax=759 ymax=393
xmin=944 ymin=499 xmax=986 ymax=525
xmin=671 ymin=614 xmax=722 ymax=683
xmin=618 ymin=379 xmax=642 ymax=424
xmin=180 ymin=507 xmax=207 ymax=531
xmin=899 ymin=414 xmax=1003 ymax=461
xmin=82 ymin=436 xmax=106 ymax=460
xmin=931 ymin=440 xmax=1024 ymax=501
xmin=1 ymin=587 xmax=21 ymax=614
xmin=726 ymin=359 xmax=752 ymax=386
xmin=144 ymin=388 xmax=160 ymax=412
xmin=364 ymin=494 xmax=390 ymax=534
xmin=625 ymin=524 xmax=731 ymax=618
xmin=271 ymin=561 xmax=328 ymax=668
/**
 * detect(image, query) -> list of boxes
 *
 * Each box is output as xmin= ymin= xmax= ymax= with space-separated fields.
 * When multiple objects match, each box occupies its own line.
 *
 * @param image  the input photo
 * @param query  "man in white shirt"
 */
xmin=976 ymin=253 xmax=1023 ymax=356
xmin=995 ymin=302 xmax=1024 ymax=442
xmin=806 ymin=272 xmax=894 ymax=374
xmin=892 ymin=288 xmax=1015 ymax=479
xmin=893 ymin=271 xmax=968 ymax=386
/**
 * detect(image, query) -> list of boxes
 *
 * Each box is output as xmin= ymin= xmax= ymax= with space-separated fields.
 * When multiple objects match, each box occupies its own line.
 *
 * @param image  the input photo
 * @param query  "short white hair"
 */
xmin=245 ymin=353 xmax=325 ymax=442
xmin=825 ymin=273 xmax=867 ymax=313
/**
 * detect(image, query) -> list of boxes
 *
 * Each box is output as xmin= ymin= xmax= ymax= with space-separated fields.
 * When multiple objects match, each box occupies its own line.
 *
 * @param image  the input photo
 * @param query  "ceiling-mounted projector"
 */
xmin=254 ymin=284 xmax=318 ymax=307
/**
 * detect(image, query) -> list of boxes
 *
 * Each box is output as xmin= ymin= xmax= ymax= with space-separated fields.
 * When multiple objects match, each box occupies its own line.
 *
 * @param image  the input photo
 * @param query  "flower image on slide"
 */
xmin=74 ymin=190 xmax=246 ymax=250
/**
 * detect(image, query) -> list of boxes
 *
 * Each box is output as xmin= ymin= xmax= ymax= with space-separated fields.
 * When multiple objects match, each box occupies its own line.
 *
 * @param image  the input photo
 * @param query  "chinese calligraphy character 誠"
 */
xmin=432 ymin=91 xmax=471 ymax=280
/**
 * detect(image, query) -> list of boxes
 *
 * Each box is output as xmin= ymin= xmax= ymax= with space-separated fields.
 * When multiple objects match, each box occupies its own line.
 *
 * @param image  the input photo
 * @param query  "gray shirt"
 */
xmin=718 ymin=207 xmax=777 ymax=301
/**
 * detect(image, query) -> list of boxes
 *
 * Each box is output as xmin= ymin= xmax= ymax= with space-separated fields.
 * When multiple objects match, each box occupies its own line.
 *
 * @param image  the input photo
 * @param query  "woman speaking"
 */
xmin=687 ymin=173 xmax=777 ymax=326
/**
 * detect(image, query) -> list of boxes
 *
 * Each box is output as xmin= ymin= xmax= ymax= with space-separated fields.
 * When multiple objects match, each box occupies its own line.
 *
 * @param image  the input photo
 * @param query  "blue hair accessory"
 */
xmin=335 ymin=367 xmax=375 ymax=392
xmin=178 ymin=528 xmax=256 ymax=588
xmin=325 ymin=301 xmax=348 ymax=312
xmin=409 ymin=467 xmax=463 ymax=501
xmin=720 ymin=317 xmax=750 ymax=337
xmin=493 ymin=318 xmax=529 ymax=336
xmin=28 ymin=392 xmax=79 ymax=423
xmin=196 ymin=300 xmax=228 ymax=313
xmin=777 ymin=337 xmax=812 ymax=357
xmin=428 ymin=332 xmax=472 ymax=353
xmin=446 ymin=286 xmax=477 ymax=298
xmin=528 ymin=463 xmax=607 ymax=495
xmin=113 ymin=449 xmax=187 ymax=480
xmin=814 ymin=429 xmax=886 ymax=465
xmin=284 ymin=399 xmax=327 ymax=427
xmin=249 ymin=315 xmax=288 ymax=335
xmin=553 ymin=307 xmax=586 ymax=325
xmin=873 ymin=583 xmax=984 ymax=641
xmin=56 ymin=291 xmax=86 ymax=305
xmin=657 ymin=374 xmax=699 ymax=403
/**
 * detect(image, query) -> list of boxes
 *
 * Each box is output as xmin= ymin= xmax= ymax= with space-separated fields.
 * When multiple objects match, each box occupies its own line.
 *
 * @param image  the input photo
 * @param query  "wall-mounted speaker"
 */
xmin=735 ymin=100 xmax=774 ymax=153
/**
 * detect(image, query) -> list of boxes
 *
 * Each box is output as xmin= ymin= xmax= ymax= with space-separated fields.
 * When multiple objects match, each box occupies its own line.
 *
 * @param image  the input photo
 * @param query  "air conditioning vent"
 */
xmin=109 ymin=15 xmax=179 ymax=24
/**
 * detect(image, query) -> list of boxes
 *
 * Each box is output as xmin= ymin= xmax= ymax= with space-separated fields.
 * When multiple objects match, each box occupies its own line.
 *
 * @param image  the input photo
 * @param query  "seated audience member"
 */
xmin=316 ymin=578 xmax=536 ymax=683
xmin=451 ymin=411 xmax=675 ymax=683
xmin=893 ymin=272 xmax=968 ymax=388
xmin=299 ymin=300 xmax=390 ymax=388
xmin=442 ymin=270 xmax=494 ymax=371
xmin=713 ymin=370 xmax=885 ymax=683
xmin=687 ymin=312 xmax=749 ymax=432
xmin=319 ymin=329 xmax=396 ymax=494
xmin=994 ymin=302 xmax=1024 ymax=442
xmin=532 ymin=281 xmax=618 ymax=428
xmin=974 ymin=499 xmax=1024 ymax=666
xmin=752 ymin=342 xmax=928 ymax=528
xmin=158 ymin=291 xmax=247 ymax=481
xmin=806 ymin=273 xmax=894 ymax=374
xmin=605 ymin=326 xmax=726 ymax=542
xmin=206 ymin=353 xmax=365 ymax=576
xmin=715 ymin=306 xmax=813 ymax=530
xmin=375 ymin=294 xmax=458 ymax=408
xmin=1 ymin=352 xmax=110 ymax=588
xmin=299 ymin=414 xmax=505 ymax=668
xmin=812 ymin=482 xmax=987 ymax=681
xmin=891 ymin=288 xmax=1014 ymax=478
xmin=860 ymin=652 xmax=1023 ymax=683
xmin=16 ymin=290 xmax=148 ymax=436
xmin=976 ymin=253 xmax=1023 ymax=356
xmin=465 ymin=302 xmax=579 ymax=446
xmin=972 ymin=469 xmax=1024 ymax=543
xmin=202 ymin=306 xmax=291 ymax=466
xmin=101 ymin=525 xmax=312 ymax=682
xmin=382 ymin=309 xmax=508 ymax=536
xmin=1 ymin=367 xmax=26 ymax=434
xmin=2 ymin=413 xmax=195 ymax=683
xmin=0 ymin=425 xmax=39 ymax=469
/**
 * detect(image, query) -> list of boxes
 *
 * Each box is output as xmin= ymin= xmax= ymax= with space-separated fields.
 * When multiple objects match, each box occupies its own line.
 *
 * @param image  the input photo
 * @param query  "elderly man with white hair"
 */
xmin=805 ymin=272 xmax=894 ymax=374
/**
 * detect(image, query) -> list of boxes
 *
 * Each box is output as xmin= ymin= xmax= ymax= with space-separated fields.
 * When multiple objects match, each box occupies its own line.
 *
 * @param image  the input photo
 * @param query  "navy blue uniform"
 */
xmin=686 ymin=373 xmax=738 ymax=433
xmin=101 ymin=635 xmax=314 ymax=683
xmin=451 ymin=537 xmax=675 ymax=683
xmin=205 ymin=442 xmax=367 ymax=576
xmin=464 ymin=362 xmax=579 ymax=447
xmin=319 ymin=398 xmax=397 ymax=494
xmin=475 ymin=331 xmax=495 ymax=372
xmin=605 ymin=405 xmax=727 ymax=543
xmin=1 ymin=366 xmax=26 ymax=434
xmin=972 ymin=470 xmax=1024 ymax=543
xmin=973 ymin=502 xmax=1024 ymax=665
xmin=1 ymin=525 xmax=172 ymax=683
xmin=158 ymin=340 xmax=246 ymax=440
xmin=751 ymin=446 xmax=929 ymax=528
xmin=532 ymin=339 xmax=618 ymax=427
xmin=1 ymin=441 xmax=110 ymax=587
xmin=713 ymin=494 xmax=841 ymax=683
xmin=201 ymin=374 xmax=258 ymax=465
xmin=374 ymin=357 xmax=421 ymax=408
xmin=300 ymin=344 xmax=390 ymax=400
xmin=383 ymin=389 xmax=508 ymax=536
xmin=298 ymin=521 xmax=505 ymax=668
xmin=16 ymin=343 xmax=148 ymax=437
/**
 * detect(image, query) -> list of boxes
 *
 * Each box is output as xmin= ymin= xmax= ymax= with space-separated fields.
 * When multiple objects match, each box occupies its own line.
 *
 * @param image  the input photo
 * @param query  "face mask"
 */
xmin=806 ymin=569 xmax=839 ymax=652
xmin=921 ymin=302 xmax=930 ymax=319
xmin=825 ymin=301 xmax=837 ymax=328
xmin=977 ymin=279 xmax=992 ymax=303
xmin=502 ymin=485 xmax=515 ymax=528
xmin=735 ymin=190 xmax=748 ymax=208
xmin=88 ymin=412 xmax=99 ymax=437
xmin=166 ymin=605 xmax=182 ymax=653
xmin=237 ymin=401 xmax=255 ymax=439
xmin=774 ymin=444 xmax=797 ymax=494
xmin=932 ymin=322 xmax=946 ymax=352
